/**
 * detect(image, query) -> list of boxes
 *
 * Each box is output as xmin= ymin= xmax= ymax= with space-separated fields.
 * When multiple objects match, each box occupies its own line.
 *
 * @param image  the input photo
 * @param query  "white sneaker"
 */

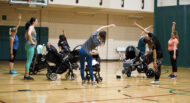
xmin=82 ymin=81 xmax=86 ymax=86
xmin=150 ymin=80 xmax=159 ymax=84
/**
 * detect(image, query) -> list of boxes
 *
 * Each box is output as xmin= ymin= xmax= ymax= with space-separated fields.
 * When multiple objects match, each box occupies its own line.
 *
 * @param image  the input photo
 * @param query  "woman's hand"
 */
xmin=108 ymin=24 xmax=116 ymax=28
xmin=172 ymin=22 xmax=176 ymax=25
xmin=11 ymin=54 xmax=14 ymax=59
xmin=153 ymin=62 xmax=157 ymax=70
xmin=173 ymin=55 xmax=176 ymax=60
xmin=133 ymin=21 xmax=137 ymax=26
xmin=31 ymin=42 xmax=35 ymax=46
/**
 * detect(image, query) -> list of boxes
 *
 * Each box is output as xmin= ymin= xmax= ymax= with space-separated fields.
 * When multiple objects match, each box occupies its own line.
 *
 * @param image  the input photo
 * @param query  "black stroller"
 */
xmin=29 ymin=44 xmax=80 ymax=81
xmin=85 ymin=54 xmax=103 ymax=83
xmin=122 ymin=45 xmax=154 ymax=78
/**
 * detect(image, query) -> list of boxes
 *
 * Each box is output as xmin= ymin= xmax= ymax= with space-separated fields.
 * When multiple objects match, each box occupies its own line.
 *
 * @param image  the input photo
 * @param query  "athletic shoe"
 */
xmin=168 ymin=74 xmax=173 ymax=78
xmin=24 ymin=76 xmax=34 ymax=80
xmin=150 ymin=80 xmax=159 ymax=84
xmin=9 ymin=70 xmax=18 ymax=74
xmin=170 ymin=75 xmax=177 ymax=79
xmin=82 ymin=81 xmax=86 ymax=86
xmin=91 ymin=82 xmax=96 ymax=86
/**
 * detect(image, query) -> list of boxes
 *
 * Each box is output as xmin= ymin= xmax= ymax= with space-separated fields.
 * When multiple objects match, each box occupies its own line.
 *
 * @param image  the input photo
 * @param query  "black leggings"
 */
xmin=169 ymin=50 xmax=178 ymax=72
xmin=145 ymin=53 xmax=162 ymax=81
xmin=9 ymin=49 xmax=17 ymax=63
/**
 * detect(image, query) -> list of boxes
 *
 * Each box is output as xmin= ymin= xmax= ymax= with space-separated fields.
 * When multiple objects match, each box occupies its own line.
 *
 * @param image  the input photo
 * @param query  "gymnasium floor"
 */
xmin=0 ymin=61 xmax=190 ymax=103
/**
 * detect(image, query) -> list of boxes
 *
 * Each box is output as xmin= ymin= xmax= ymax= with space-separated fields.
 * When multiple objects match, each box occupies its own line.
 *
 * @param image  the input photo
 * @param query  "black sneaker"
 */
xmin=24 ymin=76 xmax=34 ymax=80
xmin=168 ymin=74 xmax=173 ymax=78
xmin=170 ymin=75 xmax=177 ymax=79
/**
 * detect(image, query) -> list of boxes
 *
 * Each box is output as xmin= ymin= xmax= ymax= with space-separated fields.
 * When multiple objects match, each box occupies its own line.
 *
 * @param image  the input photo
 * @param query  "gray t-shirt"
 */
xmin=26 ymin=29 xmax=37 ymax=47
xmin=81 ymin=31 xmax=100 ymax=54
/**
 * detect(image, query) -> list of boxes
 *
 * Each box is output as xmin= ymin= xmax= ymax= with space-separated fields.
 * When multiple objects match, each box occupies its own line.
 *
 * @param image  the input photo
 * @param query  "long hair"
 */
xmin=143 ymin=36 xmax=153 ymax=49
xmin=25 ymin=17 xmax=37 ymax=30
xmin=173 ymin=30 xmax=179 ymax=40
xmin=99 ymin=30 xmax=106 ymax=45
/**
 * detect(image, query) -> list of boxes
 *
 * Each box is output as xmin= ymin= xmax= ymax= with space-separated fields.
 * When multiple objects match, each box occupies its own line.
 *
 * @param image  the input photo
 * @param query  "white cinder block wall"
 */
xmin=49 ymin=0 xmax=154 ymax=12
xmin=0 ymin=1 xmax=153 ymax=60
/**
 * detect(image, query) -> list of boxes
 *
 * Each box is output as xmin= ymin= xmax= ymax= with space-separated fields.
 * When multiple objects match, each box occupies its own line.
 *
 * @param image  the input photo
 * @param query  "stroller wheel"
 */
xmin=46 ymin=72 xmax=50 ymax=79
xmin=146 ymin=68 xmax=155 ymax=78
xmin=122 ymin=69 xmax=125 ymax=74
xmin=49 ymin=73 xmax=57 ymax=81
xmin=65 ymin=73 xmax=70 ymax=80
xmin=71 ymin=74 xmax=77 ymax=80
xmin=126 ymin=69 xmax=131 ymax=77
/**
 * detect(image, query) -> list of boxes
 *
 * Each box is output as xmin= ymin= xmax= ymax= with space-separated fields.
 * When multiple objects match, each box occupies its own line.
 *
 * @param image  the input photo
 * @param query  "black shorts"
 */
xmin=9 ymin=49 xmax=17 ymax=62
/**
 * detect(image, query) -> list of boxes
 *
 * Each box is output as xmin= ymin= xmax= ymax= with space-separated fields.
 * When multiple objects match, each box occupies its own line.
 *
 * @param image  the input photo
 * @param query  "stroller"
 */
xmin=84 ymin=54 xmax=103 ymax=83
xmin=29 ymin=44 xmax=80 ymax=81
xmin=29 ymin=45 xmax=48 ymax=75
xmin=122 ymin=45 xmax=154 ymax=78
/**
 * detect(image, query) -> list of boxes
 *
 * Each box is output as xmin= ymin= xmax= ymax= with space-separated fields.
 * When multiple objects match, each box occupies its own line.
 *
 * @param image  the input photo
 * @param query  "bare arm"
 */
xmin=133 ymin=21 xmax=149 ymax=34
xmin=173 ymin=42 xmax=176 ymax=60
xmin=9 ymin=37 xmax=14 ymax=55
xmin=172 ymin=22 xmax=176 ymax=33
xmin=90 ymin=51 xmax=99 ymax=55
xmin=58 ymin=46 xmax=62 ymax=52
xmin=145 ymin=25 xmax=152 ymax=30
xmin=152 ymin=49 xmax=157 ymax=69
xmin=15 ymin=14 xmax=21 ymax=30
xmin=96 ymin=24 xmax=116 ymax=32
xmin=145 ymin=43 xmax=148 ymax=55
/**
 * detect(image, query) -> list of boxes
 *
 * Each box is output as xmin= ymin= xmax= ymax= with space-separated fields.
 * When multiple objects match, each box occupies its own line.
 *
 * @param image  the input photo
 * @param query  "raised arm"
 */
xmin=133 ymin=21 xmax=149 ymax=34
xmin=9 ymin=37 xmax=14 ymax=58
xmin=145 ymin=25 xmax=152 ymax=30
xmin=96 ymin=24 xmax=116 ymax=32
xmin=172 ymin=22 xmax=176 ymax=33
xmin=15 ymin=14 xmax=21 ymax=30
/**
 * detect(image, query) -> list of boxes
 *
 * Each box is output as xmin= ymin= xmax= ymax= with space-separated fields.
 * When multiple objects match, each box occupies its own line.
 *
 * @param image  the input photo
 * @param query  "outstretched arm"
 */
xmin=15 ymin=14 xmax=21 ymax=30
xmin=145 ymin=25 xmax=152 ymax=30
xmin=133 ymin=21 xmax=150 ymax=34
xmin=96 ymin=24 xmax=116 ymax=32
xmin=172 ymin=22 xmax=176 ymax=33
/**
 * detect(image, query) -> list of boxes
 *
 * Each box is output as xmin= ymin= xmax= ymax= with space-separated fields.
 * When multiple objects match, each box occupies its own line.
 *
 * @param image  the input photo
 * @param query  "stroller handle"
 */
xmin=73 ymin=45 xmax=82 ymax=51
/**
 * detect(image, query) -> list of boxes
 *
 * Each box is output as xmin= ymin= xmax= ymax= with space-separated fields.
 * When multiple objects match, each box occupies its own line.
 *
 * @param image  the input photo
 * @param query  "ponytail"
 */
xmin=25 ymin=21 xmax=31 ymax=30
xmin=25 ymin=17 xmax=37 ymax=30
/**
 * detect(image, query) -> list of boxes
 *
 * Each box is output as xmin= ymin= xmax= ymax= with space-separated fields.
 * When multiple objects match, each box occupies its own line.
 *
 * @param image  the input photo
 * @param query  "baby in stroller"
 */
xmin=122 ymin=45 xmax=154 ymax=78
xmin=84 ymin=49 xmax=103 ymax=83
xmin=29 ymin=42 xmax=80 ymax=81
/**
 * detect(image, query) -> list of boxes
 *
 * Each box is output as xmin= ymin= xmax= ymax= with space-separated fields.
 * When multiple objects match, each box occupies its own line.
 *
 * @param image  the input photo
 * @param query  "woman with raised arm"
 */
xmin=168 ymin=22 xmax=179 ymax=79
xmin=133 ymin=21 xmax=163 ymax=84
xmin=58 ymin=29 xmax=70 ymax=53
xmin=9 ymin=14 xmax=21 ymax=74
xmin=24 ymin=17 xmax=38 ymax=80
xmin=79 ymin=24 xmax=116 ymax=86
xmin=137 ymin=25 xmax=152 ymax=55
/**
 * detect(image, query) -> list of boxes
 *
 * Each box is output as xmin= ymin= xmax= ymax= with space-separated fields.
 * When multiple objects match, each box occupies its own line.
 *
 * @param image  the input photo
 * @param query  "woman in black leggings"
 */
xmin=168 ymin=22 xmax=179 ymax=79
xmin=133 ymin=21 xmax=163 ymax=84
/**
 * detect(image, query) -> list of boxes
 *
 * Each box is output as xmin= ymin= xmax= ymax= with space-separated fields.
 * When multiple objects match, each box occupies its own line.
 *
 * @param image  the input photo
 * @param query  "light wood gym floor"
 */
xmin=0 ymin=61 xmax=189 ymax=103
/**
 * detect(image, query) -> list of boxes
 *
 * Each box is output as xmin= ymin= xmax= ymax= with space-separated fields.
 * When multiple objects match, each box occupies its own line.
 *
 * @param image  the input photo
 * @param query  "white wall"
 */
xmin=0 ymin=4 xmax=153 ymax=60
xmin=49 ymin=0 xmax=154 ymax=12
xmin=157 ymin=0 xmax=177 ymax=7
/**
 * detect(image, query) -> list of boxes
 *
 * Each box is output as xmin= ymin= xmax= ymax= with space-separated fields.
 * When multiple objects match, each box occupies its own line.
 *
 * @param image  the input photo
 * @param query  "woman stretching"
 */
xmin=133 ymin=22 xmax=163 ymax=84
xmin=9 ymin=14 xmax=21 ymax=74
xmin=24 ymin=17 xmax=38 ymax=80
xmin=168 ymin=22 xmax=179 ymax=79
xmin=80 ymin=24 xmax=116 ymax=86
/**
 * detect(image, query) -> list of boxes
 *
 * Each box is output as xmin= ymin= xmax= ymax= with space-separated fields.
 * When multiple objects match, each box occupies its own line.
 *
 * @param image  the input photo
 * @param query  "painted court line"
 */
xmin=66 ymin=93 xmax=174 ymax=103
